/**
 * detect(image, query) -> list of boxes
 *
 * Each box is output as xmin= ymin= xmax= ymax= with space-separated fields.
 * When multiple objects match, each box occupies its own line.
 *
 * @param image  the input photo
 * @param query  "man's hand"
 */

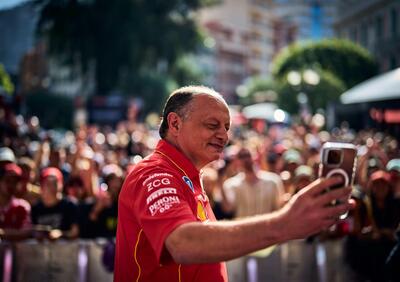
xmin=279 ymin=177 xmax=353 ymax=240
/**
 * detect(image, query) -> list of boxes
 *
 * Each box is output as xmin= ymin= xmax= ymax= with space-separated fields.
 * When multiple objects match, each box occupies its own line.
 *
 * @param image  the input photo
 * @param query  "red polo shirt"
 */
xmin=0 ymin=197 xmax=31 ymax=229
xmin=114 ymin=139 xmax=227 ymax=282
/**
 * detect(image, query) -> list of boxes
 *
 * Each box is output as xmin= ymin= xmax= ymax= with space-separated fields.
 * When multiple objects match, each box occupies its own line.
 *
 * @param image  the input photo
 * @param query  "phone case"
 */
xmin=319 ymin=142 xmax=357 ymax=188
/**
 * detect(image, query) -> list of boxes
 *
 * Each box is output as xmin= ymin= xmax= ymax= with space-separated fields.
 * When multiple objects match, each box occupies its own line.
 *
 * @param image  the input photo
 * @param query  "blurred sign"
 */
xmin=87 ymin=95 xmax=143 ymax=125
xmin=87 ymin=95 xmax=128 ymax=125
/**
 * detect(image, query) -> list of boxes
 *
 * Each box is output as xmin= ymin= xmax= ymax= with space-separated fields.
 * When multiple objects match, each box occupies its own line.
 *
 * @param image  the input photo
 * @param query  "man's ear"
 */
xmin=167 ymin=112 xmax=182 ymax=135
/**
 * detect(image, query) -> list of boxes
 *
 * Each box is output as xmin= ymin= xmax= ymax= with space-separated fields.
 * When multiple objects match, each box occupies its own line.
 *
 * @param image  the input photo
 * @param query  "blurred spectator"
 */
xmin=31 ymin=167 xmax=79 ymax=240
xmin=0 ymin=163 xmax=32 ymax=240
xmin=65 ymin=175 xmax=87 ymax=202
xmin=0 ymin=88 xmax=400 ymax=278
xmin=48 ymin=144 xmax=71 ymax=183
xmin=357 ymin=140 xmax=388 ymax=189
xmin=71 ymin=144 xmax=98 ymax=197
xmin=65 ymin=175 xmax=98 ymax=238
xmin=292 ymin=165 xmax=315 ymax=195
xmin=263 ymin=143 xmax=286 ymax=174
xmin=0 ymin=147 xmax=16 ymax=168
xmin=88 ymin=164 xmax=123 ymax=238
xmin=201 ymin=166 xmax=233 ymax=220
xmin=387 ymin=158 xmax=400 ymax=199
xmin=223 ymin=147 xmax=283 ymax=218
xmin=15 ymin=157 xmax=41 ymax=205
xmin=281 ymin=149 xmax=303 ymax=194
xmin=348 ymin=170 xmax=400 ymax=281
xmin=386 ymin=223 xmax=400 ymax=281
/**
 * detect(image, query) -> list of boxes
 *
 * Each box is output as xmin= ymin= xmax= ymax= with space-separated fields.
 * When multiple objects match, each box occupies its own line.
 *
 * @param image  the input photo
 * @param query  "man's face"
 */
xmin=176 ymin=95 xmax=230 ymax=168
xmin=0 ymin=174 xmax=20 ymax=198
xmin=41 ymin=176 xmax=59 ymax=201
xmin=237 ymin=148 xmax=253 ymax=172
xmin=371 ymin=179 xmax=390 ymax=200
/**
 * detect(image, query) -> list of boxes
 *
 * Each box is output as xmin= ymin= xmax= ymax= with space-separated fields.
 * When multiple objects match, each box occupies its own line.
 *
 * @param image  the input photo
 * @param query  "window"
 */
xmin=350 ymin=27 xmax=358 ymax=41
xmin=361 ymin=23 xmax=368 ymax=46
xmin=391 ymin=8 xmax=398 ymax=37
xmin=390 ymin=55 xmax=397 ymax=70
xmin=375 ymin=15 xmax=383 ymax=39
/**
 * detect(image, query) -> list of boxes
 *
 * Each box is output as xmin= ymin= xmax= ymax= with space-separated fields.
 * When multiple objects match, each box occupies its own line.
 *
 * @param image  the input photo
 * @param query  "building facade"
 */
xmin=197 ymin=0 xmax=278 ymax=102
xmin=273 ymin=0 xmax=338 ymax=41
xmin=334 ymin=0 xmax=400 ymax=72
xmin=197 ymin=0 xmax=338 ymax=103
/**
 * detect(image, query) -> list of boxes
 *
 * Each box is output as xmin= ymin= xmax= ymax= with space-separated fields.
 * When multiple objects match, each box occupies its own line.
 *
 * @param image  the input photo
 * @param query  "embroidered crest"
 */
xmin=197 ymin=201 xmax=208 ymax=221
xmin=182 ymin=176 xmax=194 ymax=193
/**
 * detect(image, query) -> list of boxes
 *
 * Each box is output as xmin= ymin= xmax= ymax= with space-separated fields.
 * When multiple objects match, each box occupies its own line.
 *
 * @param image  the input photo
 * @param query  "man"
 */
xmin=223 ymin=147 xmax=284 ymax=218
xmin=31 ymin=167 xmax=79 ymax=240
xmin=89 ymin=164 xmax=123 ymax=237
xmin=387 ymin=158 xmax=400 ymax=199
xmin=292 ymin=165 xmax=315 ymax=195
xmin=16 ymin=157 xmax=41 ymax=205
xmin=0 ymin=147 xmax=16 ymax=168
xmin=0 ymin=163 xmax=32 ymax=240
xmin=115 ymin=86 xmax=352 ymax=282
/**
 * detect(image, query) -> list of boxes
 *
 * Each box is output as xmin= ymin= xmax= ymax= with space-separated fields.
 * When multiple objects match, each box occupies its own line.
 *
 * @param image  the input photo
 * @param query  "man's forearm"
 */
xmin=166 ymin=178 xmax=353 ymax=264
xmin=0 ymin=228 xmax=33 ymax=241
xmin=165 ymin=210 xmax=287 ymax=264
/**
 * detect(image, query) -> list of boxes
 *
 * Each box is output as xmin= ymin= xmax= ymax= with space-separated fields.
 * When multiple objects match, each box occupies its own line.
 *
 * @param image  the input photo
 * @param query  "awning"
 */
xmin=340 ymin=68 xmax=400 ymax=104
xmin=242 ymin=103 xmax=290 ymax=123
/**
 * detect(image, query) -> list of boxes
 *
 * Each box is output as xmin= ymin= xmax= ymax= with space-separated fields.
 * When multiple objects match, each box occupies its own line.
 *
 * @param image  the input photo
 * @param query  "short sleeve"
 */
xmin=134 ymin=170 xmax=197 ymax=263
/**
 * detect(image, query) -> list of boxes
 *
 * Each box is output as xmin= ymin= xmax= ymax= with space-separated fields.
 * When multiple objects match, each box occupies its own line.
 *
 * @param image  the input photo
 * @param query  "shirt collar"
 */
xmin=155 ymin=139 xmax=200 ymax=179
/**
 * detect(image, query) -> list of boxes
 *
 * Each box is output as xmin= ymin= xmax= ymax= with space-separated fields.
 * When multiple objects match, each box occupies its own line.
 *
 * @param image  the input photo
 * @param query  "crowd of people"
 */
xmin=1 ymin=97 xmax=400 ymax=280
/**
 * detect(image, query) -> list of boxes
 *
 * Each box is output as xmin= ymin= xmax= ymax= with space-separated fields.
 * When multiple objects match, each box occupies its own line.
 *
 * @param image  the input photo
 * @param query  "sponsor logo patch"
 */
xmin=144 ymin=175 xmax=172 ymax=192
xmin=143 ymin=173 xmax=173 ymax=186
xmin=182 ymin=176 xmax=194 ymax=193
xmin=146 ymin=188 xmax=177 ymax=204
xmin=197 ymin=201 xmax=208 ymax=221
xmin=149 ymin=196 xmax=180 ymax=216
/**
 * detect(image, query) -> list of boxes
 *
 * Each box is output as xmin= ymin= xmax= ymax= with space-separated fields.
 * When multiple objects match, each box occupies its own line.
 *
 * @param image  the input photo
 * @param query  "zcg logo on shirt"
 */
xmin=145 ymin=177 xmax=171 ymax=192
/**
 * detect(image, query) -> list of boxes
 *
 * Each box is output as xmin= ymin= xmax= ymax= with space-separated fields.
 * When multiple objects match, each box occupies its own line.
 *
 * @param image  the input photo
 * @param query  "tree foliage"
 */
xmin=277 ymin=69 xmax=346 ymax=114
xmin=237 ymin=76 xmax=278 ymax=106
xmin=35 ymin=0 xmax=208 ymax=98
xmin=0 ymin=63 xmax=15 ymax=94
xmin=272 ymin=39 xmax=378 ymax=88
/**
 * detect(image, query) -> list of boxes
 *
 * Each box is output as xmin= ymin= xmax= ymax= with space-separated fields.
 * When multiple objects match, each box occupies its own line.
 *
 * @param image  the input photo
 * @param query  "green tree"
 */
xmin=121 ymin=70 xmax=178 ymax=114
xmin=277 ymin=69 xmax=346 ymax=114
xmin=236 ymin=76 xmax=278 ymax=106
xmin=35 ymin=0 xmax=209 ymax=99
xmin=0 ymin=63 xmax=14 ymax=94
xmin=170 ymin=54 xmax=205 ymax=87
xmin=272 ymin=39 xmax=378 ymax=88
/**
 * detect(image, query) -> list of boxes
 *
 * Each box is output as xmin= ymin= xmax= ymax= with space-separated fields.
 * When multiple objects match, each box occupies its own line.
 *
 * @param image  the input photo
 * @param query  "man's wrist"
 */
xmin=268 ymin=207 xmax=291 ymax=243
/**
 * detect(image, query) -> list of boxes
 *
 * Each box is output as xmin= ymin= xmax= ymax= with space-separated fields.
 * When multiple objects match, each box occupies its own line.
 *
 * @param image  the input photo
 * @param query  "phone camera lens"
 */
xmin=327 ymin=149 xmax=342 ymax=165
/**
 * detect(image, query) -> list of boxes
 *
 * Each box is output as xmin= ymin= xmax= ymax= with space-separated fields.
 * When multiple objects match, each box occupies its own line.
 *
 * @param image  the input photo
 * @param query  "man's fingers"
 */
xmin=321 ymin=218 xmax=338 ymax=230
xmin=300 ymin=177 xmax=344 ymax=197
xmin=320 ymin=201 xmax=352 ymax=220
xmin=316 ymin=186 xmax=352 ymax=206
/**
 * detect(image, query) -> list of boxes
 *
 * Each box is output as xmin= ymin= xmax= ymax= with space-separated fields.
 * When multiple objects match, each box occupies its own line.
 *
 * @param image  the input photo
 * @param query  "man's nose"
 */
xmin=216 ymin=127 xmax=229 ymax=143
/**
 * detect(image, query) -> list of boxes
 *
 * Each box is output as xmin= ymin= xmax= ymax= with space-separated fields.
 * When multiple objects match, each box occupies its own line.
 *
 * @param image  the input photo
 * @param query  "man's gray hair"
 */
xmin=159 ymin=86 xmax=224 ymax=139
